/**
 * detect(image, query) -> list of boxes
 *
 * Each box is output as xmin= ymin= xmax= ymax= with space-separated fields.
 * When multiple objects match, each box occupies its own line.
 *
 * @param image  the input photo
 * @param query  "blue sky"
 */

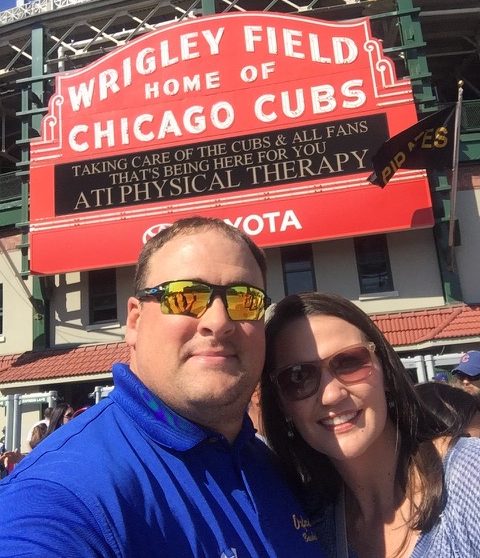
xmin=0 ymin=0 xmax=23 ymax=10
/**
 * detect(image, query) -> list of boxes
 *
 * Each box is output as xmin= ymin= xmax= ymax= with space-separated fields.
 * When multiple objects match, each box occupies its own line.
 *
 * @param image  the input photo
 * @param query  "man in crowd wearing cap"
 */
xmin=452 ymin=350 xmax=480 ymax=399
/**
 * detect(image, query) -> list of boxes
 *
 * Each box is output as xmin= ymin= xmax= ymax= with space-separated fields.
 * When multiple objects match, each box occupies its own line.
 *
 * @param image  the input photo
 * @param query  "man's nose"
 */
xmin=197 ymin=295 xmax=235 ymax=336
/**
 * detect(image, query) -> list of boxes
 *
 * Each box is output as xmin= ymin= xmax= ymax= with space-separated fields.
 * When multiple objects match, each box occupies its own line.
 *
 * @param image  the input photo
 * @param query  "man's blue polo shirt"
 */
xmin=0 ymin=363 xmax=325 ymax=558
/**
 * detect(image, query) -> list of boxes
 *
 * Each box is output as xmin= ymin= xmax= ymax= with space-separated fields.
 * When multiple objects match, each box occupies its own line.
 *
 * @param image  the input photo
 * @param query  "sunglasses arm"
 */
xmin=136 ymin=286 xmax=165 ymax=301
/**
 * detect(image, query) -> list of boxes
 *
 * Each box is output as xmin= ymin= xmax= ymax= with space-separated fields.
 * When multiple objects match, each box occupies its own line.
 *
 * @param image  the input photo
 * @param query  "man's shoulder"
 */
xmin=1 ymin=395 xmax=160 ymax=519
xmin=8 ymin=398 xmax=127 ymax=483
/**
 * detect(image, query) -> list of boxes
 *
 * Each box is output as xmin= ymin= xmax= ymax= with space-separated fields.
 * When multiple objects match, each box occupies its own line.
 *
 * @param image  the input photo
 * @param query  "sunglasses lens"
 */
xmin=159 ymin=281 xmax=267 ymax=321
xmin=225 ymin=285 xmax=266 ymax=321
xmin=273 ymin=344 xmax=375 ymax=401
xmin=276 ymin=363 xmax=320 ymax=401
xmin=161 ymin=281 xmax=211 ymax=317
xmin=330 ymin=346 xmax=373 ymax=383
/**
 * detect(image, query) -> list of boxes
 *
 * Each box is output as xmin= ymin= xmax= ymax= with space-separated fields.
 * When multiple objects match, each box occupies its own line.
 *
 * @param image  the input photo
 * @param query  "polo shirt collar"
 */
xmin=110 ymin=362 xmax=256 ymax=451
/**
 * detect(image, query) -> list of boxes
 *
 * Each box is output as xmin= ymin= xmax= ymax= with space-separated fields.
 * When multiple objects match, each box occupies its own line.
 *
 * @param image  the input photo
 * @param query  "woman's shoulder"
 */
xmin=441 ymin=437 xmax=480 ymax=518
xmin=436 ymin=437 xmax=480 ymax=551
xmin=411 ymin=437 xmax=480 ymax=557
xmin=444 ymin=436 xmax=480 ymax=476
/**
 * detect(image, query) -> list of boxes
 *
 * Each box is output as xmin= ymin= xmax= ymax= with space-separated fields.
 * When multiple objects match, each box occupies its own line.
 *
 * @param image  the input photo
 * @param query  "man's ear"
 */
xmin=125 ymin=296 xmax=141 ymax=348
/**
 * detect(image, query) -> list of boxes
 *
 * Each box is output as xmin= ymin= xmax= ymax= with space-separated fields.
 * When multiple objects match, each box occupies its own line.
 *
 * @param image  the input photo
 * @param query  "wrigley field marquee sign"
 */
xmin=29 ymin=12 xmax=434 ymax=274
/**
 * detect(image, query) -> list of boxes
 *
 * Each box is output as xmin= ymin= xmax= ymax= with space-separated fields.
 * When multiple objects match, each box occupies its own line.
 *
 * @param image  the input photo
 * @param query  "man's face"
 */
xmin=125 ymin=229 xmax=266 ymax=438
xmin=453 ymin=372 xmax=480 ymax=397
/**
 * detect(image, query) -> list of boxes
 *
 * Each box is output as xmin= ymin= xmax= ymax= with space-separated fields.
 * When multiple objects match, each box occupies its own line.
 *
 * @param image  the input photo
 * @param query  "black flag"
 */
xmin=368 ymin=106 xmax=456 ymax=187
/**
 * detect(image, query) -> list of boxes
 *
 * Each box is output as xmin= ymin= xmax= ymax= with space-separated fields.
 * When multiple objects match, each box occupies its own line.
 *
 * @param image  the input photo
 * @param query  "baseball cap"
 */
xmin=452 ymin=350 xmax=480 ymax=378
xmin=433 ymin=371 xmax=449 ymax=383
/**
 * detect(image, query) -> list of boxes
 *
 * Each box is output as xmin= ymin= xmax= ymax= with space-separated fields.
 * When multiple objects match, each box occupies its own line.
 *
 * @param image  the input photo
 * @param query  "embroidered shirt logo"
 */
xmin=292 ymin=513 xmax=318 ymax=543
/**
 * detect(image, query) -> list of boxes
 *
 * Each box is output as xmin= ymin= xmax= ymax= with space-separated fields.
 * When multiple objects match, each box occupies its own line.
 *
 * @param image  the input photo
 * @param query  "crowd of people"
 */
xmin=0 ymin=402 xmax=90 ymax=475
xmin=0 ymin=216 xmax=478 ymax=557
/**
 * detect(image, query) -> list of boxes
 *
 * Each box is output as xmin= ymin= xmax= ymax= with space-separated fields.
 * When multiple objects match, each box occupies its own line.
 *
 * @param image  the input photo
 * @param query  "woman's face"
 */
xmin=272 ymin=314 xmax=392 ymax=464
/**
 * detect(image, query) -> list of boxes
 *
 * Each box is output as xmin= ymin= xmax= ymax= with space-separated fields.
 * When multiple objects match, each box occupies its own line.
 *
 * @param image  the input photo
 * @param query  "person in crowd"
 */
xmin=28 ymin=422 xmax=48 ymax=450
xmin=432 ymin=371 xmax=448 ymax=383
xmin=0 ymin=449 xmax=23 ymax=475
xmin=451 ymin=349 xmax=480 ymax=398
xmin=261 ymin=292 xmax=480 ymax=558
xmin=2 ymin=404 xmax=74 ymax=473
xmin=25 ymin=406 xmax=53 ymax=448
xmin=415 ymin=381 xmax=480 ymax=438
xmin=2 ymin=403 xmax=73 ymax=473
xmin=44 ymin=405 xmax=54 ymax=423
xmin=0 ymin=217 xmax=325 ymax=558
xmin=44 ymin=402 xmax=74 ymax=436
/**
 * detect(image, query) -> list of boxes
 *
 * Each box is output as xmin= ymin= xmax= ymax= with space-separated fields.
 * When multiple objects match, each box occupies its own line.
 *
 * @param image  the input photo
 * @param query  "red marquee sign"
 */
xmin=29 ymin=12 xmax=433 ymax=274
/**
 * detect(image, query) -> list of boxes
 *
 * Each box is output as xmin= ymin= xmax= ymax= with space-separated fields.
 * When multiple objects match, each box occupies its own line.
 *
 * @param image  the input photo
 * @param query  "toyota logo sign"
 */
xmin=142 ymin=223 xmax=173 ymax=244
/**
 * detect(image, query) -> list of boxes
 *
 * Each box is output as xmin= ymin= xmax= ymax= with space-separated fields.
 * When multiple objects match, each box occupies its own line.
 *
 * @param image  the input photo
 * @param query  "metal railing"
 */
xmin=0 ymin=0 xmax=92 ymax=26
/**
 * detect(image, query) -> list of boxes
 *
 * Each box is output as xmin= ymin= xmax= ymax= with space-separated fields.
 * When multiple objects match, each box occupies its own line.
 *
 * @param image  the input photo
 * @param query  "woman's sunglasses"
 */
xmin=136 ymin=279 xmax=270 ymax=321
xmin=271 ymin=342 xmax=376 ymax=401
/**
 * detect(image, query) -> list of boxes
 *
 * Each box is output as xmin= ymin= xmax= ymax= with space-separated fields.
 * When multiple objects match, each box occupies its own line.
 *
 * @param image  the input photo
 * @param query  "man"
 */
xmin=0 ymin=217 xmax=325 ymax=557
xmin=452 ymin=350 xmax=480 ymax=398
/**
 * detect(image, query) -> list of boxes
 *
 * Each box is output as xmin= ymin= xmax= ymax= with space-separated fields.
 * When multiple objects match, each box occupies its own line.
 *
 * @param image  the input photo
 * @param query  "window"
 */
xmin=281 ymin=244 xmax=316 ymax=295
xmin=88 ymin=269 xmax=117 ymax=324
xmin=354 ymin=235 xmax=394 ymax=294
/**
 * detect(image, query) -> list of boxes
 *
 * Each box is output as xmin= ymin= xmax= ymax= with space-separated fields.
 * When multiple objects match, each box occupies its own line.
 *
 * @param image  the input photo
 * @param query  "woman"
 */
xmin=45 ymin=402 xmax=74 ymax=436
xmin=261 ymin=292 xmax=480 ymax=558
xmin=415 ymin=381 xmax=480 ymax=438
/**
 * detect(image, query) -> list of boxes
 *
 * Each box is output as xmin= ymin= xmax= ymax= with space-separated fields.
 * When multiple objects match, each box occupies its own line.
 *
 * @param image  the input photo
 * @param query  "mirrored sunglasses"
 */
xmin=136 ymin=280 xmax=271 ymax=321
xmin=271 ymin=342 xmax=376 ymax=401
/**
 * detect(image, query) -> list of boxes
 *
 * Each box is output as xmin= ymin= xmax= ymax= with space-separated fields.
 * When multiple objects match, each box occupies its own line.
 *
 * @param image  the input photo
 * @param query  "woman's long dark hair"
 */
xmin=261 ymin=293 xmax=453 ymax=532
xmin=415 ymin=381 xmax=480 ymax=438
xmin=45 ymin=403 xmax=72 ymax=436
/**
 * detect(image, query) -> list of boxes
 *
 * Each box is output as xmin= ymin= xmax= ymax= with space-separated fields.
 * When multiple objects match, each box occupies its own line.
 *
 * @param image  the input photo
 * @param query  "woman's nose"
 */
xmin=318 ymin=370 xmax=348 ymax=406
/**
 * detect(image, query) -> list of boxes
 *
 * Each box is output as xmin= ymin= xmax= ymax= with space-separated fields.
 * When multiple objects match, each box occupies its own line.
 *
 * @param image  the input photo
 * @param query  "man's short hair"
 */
xmin=134 ymin=217 xmax=267 ymax=293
